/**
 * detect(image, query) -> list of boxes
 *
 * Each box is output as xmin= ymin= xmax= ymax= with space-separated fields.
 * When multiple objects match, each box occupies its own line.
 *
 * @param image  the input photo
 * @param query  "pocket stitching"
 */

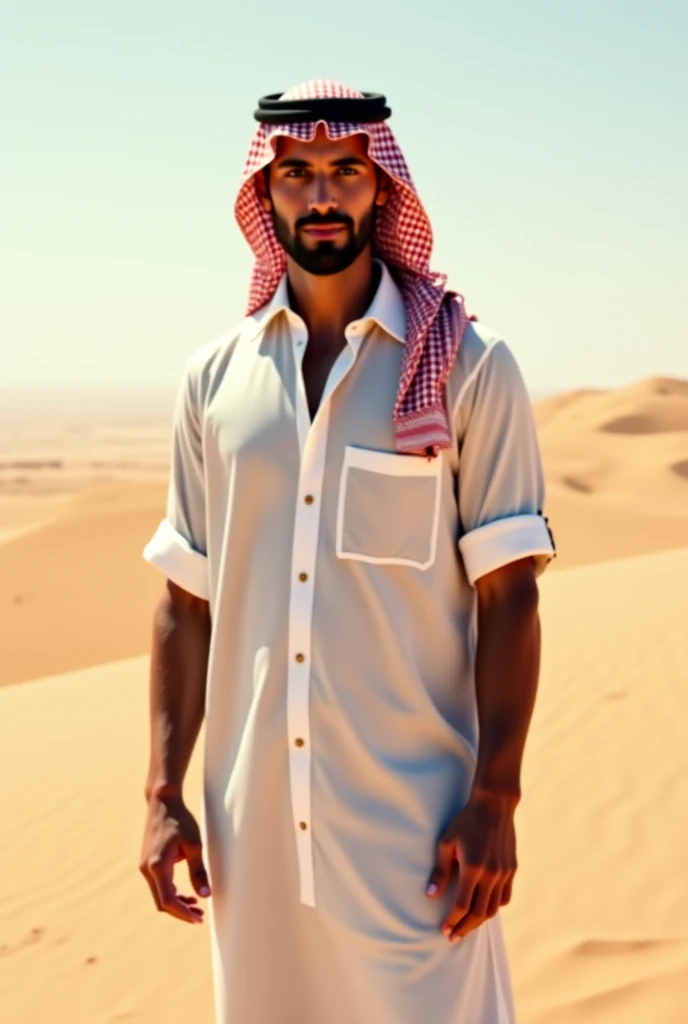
xmin=336 ymin=446 xmax=442 ymax=570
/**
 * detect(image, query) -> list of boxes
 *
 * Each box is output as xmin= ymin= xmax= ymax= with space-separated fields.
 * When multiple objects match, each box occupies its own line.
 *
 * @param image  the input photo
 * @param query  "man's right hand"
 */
xmin=139 ymin=793 xmax=211 ymax=924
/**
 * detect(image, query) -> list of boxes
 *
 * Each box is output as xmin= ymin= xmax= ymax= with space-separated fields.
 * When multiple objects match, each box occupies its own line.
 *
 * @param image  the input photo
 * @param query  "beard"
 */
xmin=271 ymin=207 xmax=376 ymax=277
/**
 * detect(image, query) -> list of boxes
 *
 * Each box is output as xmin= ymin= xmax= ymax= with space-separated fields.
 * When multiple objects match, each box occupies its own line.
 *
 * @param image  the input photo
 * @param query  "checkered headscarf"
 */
xmin=234 ymin=79 xmax=475 ymax=456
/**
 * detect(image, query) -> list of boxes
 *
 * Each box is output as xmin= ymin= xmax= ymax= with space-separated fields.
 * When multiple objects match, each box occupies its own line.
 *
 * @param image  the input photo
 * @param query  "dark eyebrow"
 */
xmin=331 ymin=156 xmax=368 ymax=168
xmin=275 ymin=155 xmax=369 ymax=170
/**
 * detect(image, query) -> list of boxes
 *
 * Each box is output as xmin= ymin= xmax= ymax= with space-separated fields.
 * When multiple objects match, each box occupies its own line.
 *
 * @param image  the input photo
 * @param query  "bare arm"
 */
xmin=139 ymin=348 xmax=214 ymax=922
xmin=427 ymin=335 xmax=553 ymax=940
xmin=144 ymin=579 xmax=211 ymax=802
xmin=427 ymin=556 xmax=541 ymax=942
xmin=139 ymin=580 xmax=212 ymax=925
xmin=470 ymin=555 xmax=541 ymax=804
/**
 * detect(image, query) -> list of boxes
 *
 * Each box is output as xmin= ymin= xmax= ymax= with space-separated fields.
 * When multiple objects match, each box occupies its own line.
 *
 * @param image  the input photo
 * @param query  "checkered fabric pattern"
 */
xmin=234 ymin=80 xmax=476 ymax=456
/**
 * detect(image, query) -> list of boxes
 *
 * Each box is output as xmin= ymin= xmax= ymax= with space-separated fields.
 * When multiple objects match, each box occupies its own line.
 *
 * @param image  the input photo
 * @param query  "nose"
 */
xmin=308 ymin=173 xmax=338 ymax=216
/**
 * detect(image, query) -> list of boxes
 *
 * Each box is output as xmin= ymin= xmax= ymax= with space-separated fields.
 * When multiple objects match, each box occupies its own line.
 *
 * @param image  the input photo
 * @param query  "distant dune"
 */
xmin=536 ymin=376 xmax=688 ymax=433
xmin=534 ymin=376 xmax=688 ymax=515
xmin=0 ymin=482 xmax=167 ymax=687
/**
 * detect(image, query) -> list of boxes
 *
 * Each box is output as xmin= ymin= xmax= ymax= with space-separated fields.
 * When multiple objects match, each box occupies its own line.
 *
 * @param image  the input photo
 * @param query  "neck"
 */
xmin=285 ymin=248 xmax=381 ymax=346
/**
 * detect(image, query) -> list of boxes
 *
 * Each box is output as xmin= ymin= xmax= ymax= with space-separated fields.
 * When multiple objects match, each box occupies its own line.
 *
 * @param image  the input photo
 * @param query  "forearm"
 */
xmin=144 ymin=582 xmax=211 ymax=803
xmin=470 ymin=568 xmax=541 ymax=804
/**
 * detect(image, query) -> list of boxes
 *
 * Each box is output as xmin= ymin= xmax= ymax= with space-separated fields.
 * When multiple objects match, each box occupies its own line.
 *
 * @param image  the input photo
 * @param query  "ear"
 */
xmin=374 ymin=169 xmax=392 ymax=208
xmin=255 ymin=166 xmax=272 ymax=212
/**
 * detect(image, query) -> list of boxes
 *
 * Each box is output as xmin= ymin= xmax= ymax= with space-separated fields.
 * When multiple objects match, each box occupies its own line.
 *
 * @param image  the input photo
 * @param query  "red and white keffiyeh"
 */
xmin=234 ymin=79 xmax=475 ymax=457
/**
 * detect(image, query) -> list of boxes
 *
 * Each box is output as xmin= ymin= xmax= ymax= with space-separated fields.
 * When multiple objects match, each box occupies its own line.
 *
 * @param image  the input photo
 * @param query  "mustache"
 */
xmin=296 ymin=213 xmax=353 ymax=230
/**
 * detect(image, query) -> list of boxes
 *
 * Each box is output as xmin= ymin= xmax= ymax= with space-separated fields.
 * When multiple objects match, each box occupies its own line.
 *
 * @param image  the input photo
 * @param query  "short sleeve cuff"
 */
xmin=143 ymin=518 xmax=210 ymax=601
xmin=458 ymin=513 xmax=555 ymax=586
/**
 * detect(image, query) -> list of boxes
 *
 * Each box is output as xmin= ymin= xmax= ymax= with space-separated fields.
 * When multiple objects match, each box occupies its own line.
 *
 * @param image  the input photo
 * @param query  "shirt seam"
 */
xmin=451 ymin=337 xmax=505 ymax=430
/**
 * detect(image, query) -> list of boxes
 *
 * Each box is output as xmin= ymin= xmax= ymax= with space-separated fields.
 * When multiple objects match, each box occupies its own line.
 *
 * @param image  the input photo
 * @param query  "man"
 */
xmin=139 ymin=80 xmax=555 ymax=1023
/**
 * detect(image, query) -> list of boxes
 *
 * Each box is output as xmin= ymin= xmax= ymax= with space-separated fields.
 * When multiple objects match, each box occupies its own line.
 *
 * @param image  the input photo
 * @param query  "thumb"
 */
xmin=186 ymin=843 xmax=211 ymax=898
xmin=426 ymin=838 xmax=453 ymax=899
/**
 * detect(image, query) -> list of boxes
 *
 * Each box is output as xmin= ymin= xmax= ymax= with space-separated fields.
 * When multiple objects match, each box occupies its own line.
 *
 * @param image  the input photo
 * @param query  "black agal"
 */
xmin=254 ymin=92 xmax=392 ymax=125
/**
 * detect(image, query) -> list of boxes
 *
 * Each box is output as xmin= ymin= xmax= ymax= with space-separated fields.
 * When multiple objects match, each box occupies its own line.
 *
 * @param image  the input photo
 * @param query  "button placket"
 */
xmin=286 ymin=336 xmax=363 ymax=908
xmin=286 ymin=432 xmax=322 ymax=907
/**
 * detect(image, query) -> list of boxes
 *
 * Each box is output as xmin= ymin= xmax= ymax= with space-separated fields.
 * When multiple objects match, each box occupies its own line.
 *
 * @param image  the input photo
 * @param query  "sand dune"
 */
xmin=0 ymin=482 xmax=167 ymax=687
xmin=534 ymin=376 xmax=688 ymax=433
xmin=505 ymin=546 xmax=688 ymax=1022
xmin=535 ymin=377 xmax=688 ymax=513
xmin=1 ymin=546 xmax=686 ymax=1023
xmin=0 ymin=656 xmax=213 ymax=1024
xmin=543 ymin=485 xmax=688 ymax=568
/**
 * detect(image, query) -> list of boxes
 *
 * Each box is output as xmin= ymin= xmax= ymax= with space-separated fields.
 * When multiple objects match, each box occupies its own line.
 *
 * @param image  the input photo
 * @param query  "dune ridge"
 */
xmin=534 ymin=376 xmax=688 ymax=515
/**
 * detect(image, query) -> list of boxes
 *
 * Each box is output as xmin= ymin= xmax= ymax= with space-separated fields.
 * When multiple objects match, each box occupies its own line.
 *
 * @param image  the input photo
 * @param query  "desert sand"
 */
xmin=1 ymin=376 xmax=687 ymax=1022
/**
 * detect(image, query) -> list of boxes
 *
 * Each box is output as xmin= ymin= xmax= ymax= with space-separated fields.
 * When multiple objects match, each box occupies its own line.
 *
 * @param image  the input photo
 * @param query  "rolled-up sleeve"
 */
xmin=143 ymin=355 xmax=210 ymax=600
xmin=455 ymin=340 xmax=556 ymax=586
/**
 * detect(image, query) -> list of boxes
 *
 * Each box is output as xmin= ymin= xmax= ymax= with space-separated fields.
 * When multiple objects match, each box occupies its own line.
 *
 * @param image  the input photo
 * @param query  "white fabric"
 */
xmin=142 ymin=516 xmax=209 ymax=600
xmin=254 ymin=254 xmax=407 ymax=346
xmin=459 ymin=514 xmax=554 ymax=586
xmin=143 ymin=259 xmax=554 ymax=1022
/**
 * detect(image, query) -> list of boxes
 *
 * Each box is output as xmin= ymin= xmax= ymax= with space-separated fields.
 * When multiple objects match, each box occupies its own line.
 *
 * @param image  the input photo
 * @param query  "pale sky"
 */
xmin=2 ymin=0 xmax=686 ymax=393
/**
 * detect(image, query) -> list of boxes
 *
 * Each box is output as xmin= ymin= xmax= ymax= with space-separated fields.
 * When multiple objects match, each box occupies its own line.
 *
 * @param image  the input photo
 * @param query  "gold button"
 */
xmin=295 ymin=653 xmax=305 ymax=663
xmin=304 ymin=494 xmax=314 ymax=505
xmin=294 ymin=737 xmax=305 ymax=747
xmin=298 ymin=572 xmax=308 ymax=582
xmin=299 ymin=821 xmax=308 ymax=830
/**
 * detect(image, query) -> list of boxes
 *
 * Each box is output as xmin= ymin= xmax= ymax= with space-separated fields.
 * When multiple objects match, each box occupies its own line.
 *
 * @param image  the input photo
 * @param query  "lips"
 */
xmin=301 ymin=224 xmax=346 ymax=238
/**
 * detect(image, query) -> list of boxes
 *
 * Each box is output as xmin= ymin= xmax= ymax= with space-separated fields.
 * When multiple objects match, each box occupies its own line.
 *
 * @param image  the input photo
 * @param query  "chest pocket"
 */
xmin=335 ymin=445 xmax=442 ymax=571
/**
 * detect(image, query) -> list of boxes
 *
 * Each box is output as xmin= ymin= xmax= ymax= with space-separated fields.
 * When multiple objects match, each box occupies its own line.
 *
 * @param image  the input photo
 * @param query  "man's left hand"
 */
xmin=425 ymin=791 xmax=518 ymax=943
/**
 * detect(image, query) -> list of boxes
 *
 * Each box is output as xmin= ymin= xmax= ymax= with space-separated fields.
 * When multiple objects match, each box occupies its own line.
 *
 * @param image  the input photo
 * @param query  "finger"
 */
xmin=158 ymin=880 xmax=205 ymax=923
xmin=157 ymin=874 xmax=203 ymax=923
xmin=448 ymin=880 xmax=491 ymax=942
xmin=485 ymin=882 xmax=503 ymax=919
xmin=140 ymin=864 xmax=162 ymax=911
xmin=185 ymin=842 xmax=212 ymax=898
xmin=450 ymin=881 xmax=496 ymax=941
xmin=441 ymin=868 xmax=478 ymax=935
xmin=449 ymin=912 xmax=484 ymax=943
xmin=426 ymin=839 xmax=454 ymax=899
xmin=149 ymin=849 xmax=203 ymax=924
xmin=145 ymin=845 xmax=173 ymax=909
xmin=470 ymin=879 xmax=493 ymax=920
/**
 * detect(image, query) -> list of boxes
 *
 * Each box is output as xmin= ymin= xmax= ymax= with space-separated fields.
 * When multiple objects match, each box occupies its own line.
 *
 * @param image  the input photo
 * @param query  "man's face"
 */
xmin=256 ymin=124 xmax=389 ymax=276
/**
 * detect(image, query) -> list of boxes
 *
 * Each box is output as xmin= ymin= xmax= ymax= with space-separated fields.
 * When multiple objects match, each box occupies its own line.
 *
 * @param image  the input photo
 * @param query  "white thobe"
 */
xmin=143 ymin=259 xmax=555 ymax=1022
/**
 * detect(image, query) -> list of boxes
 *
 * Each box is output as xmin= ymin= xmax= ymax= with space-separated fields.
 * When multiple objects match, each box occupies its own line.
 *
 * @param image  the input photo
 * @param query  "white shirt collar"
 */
xmin=249 ymin=258 xmax=406 ymax=345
